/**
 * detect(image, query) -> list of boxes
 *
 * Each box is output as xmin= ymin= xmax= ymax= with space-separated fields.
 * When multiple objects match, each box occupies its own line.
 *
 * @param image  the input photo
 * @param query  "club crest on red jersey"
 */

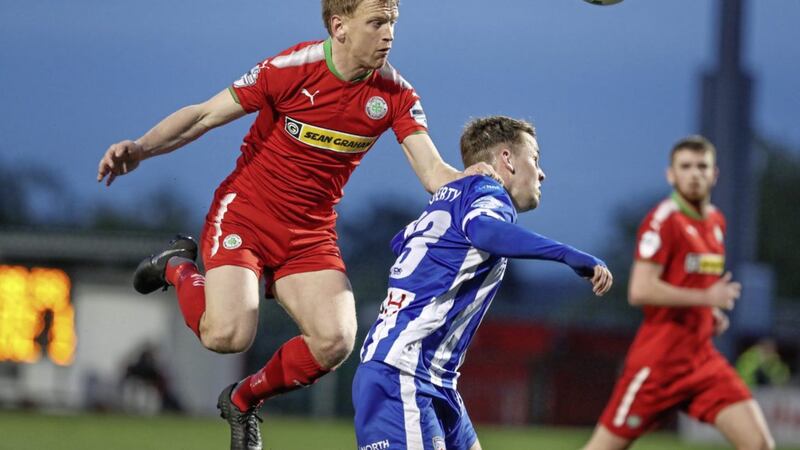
xmin=627 ymin=415 xmax=642 ymax=429
xmin=223 ymin=234 xmax=242 ymax=250
xmin=366 ymin=96 xmax=388 ymax=120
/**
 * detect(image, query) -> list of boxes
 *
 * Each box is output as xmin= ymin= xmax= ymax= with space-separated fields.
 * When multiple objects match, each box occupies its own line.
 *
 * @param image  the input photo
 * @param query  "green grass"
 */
xmin=0 ymin=411 xmax=793 ymax=450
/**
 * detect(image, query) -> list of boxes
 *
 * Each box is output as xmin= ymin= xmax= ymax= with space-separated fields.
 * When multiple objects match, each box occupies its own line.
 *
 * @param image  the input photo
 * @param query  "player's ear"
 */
xmin=331 ymin=15 xmax=347 ymax=42
xmin=666 ymin=166 xmax=675 ymax=186
xmin=500 ymin=147 xmax=515 ymax=175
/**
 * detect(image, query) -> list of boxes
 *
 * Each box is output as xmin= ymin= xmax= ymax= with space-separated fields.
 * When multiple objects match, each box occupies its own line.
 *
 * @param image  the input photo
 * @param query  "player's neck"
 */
xmin=672 ymin=190 xmax=710 ymax=219
xmin=327 ymin=38 xmax=372 ymax=82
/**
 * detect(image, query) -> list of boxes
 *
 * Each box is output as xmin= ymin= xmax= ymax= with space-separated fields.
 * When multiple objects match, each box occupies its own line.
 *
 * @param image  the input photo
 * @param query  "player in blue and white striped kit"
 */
xmin=352 ymin=116 xmax=614 ymax=450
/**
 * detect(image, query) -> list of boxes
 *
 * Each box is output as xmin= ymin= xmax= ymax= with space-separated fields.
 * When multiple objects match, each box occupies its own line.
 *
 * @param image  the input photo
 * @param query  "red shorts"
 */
xmin=599 ymin=352 xmax=751 ymax=439
xmin=200 ymin=190 xmax=346 ymax=293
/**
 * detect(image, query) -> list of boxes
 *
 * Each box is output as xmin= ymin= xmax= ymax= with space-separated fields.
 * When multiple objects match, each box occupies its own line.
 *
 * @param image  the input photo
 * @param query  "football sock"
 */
xmin=166 ymin=258 xmax=206 ymax=338
xmin=231 ymin=336 xmax=329 ymax=411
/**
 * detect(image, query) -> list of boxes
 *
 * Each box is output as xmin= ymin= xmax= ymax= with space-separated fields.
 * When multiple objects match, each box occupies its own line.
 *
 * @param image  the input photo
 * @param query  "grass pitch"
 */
xmin=0 ymin=410 xmax=792 ymax=450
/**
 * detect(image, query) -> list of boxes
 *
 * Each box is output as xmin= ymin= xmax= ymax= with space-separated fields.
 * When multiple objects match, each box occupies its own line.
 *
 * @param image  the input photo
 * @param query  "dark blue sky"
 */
xmin=1 ymin=0 xmax=798 ymax=257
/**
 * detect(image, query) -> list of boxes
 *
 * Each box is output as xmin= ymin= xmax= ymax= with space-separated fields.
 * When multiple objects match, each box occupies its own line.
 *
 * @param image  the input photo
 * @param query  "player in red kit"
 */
xmin=96 ymin=1 xmax=497 ymax=449
xmin=583 ymin=136 xmax=774 ymax=450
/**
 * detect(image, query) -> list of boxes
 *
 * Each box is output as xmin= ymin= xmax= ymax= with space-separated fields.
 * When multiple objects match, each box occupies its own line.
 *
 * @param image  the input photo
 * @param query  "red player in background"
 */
xmin=583 ymin=136 xmax=774 ymax=450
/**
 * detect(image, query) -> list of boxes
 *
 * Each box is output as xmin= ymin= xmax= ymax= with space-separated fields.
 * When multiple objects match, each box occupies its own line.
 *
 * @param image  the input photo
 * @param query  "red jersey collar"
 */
xmin=671 ymin=191 xmax=705 ymax=220
xmin=324 ymin=38 xmax=373 ymax=83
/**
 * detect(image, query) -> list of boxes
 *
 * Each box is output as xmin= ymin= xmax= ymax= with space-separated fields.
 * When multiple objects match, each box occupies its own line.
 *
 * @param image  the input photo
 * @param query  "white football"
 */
xmin=583 ymin=0 xmax=624 ymax=5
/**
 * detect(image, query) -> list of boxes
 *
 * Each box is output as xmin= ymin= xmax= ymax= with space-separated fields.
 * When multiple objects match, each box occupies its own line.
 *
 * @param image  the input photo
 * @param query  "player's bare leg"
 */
xmin=715 ymin=399 xmax=775 ymax=450
xmin=200 ymin=265 xmax=263 ymax=450
xmin=582 ymin=425 xmax=632 ymax=450
xmin=136 ymin=234 xmax=256 ymax=353
xmin=143 ymin=235 xmax=261 ymax=353
xmin=218 ymin=270 xmax=356 ymax=450
xmin=136 ymin=238 xmax=264 ymax=449
xmin=200 ymin=265 xmax=261 ymax=353
xmin=229 ymin=269 xmax=357 ymax=406
xmin=272 ymin=269 xmax=357 ymax=370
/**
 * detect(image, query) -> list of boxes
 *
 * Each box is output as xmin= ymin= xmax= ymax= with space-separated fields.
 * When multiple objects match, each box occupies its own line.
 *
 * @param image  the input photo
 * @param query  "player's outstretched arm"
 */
xmin=466 ymin=215 xmax=612 ymax=295
xmin=97 ymin=89 xmax=246 ymax=186
xmin=400 ymin=133 xmax=501 ymax=193
xmin=628 ymin=261 xmax=741 ymax=309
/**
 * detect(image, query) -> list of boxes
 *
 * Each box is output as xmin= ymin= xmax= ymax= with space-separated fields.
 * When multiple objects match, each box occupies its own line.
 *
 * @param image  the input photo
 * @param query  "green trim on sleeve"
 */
xmin=228 ymin=86 xmax=241 ymax=105
xmin=671 ymin=191 xmax=703 ymax=220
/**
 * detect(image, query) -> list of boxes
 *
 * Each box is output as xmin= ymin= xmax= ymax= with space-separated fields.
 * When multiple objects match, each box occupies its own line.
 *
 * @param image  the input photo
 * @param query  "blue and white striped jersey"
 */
xmin=359 ymin=175 xmax=517 ymax=389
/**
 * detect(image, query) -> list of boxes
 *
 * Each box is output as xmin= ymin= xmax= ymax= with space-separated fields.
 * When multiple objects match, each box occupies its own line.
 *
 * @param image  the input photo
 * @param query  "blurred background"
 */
xmin=1 ymin=0 xmax=799 ymax=449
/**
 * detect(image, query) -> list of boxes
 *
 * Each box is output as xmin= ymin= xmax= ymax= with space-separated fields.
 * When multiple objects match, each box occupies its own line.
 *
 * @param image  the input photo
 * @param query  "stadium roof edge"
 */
xmin=0 ymin=227 xmax=178 ymax=266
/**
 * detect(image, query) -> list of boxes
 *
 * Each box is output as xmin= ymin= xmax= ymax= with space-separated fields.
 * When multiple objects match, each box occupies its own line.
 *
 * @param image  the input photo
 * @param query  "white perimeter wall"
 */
xmin=11 ymin=281 xmax=242 ymax=415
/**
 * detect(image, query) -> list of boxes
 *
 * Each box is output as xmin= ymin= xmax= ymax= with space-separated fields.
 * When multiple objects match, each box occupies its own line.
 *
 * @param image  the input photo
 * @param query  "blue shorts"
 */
xmin=352 ymin=361 xmax=477 ymax=450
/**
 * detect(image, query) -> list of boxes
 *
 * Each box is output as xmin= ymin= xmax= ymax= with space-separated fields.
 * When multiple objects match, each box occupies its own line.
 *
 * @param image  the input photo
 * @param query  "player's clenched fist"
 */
xmin=590 ymin=264 xmax=613 ymax=296
xmin=97 ymin=140 xmax=144 ymax=186
xmin=706 ymin=271 xmax=741 ymax=310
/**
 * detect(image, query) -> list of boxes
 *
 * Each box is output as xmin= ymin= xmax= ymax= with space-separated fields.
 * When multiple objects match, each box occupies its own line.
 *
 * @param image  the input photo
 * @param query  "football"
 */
xmin=584 ymin=0 xmax=624 ymax=5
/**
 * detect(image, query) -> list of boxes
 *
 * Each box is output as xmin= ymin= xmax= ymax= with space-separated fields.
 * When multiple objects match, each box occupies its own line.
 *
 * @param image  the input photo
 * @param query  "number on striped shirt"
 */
xmin=390 ymin=210 xmax=452 ymax=279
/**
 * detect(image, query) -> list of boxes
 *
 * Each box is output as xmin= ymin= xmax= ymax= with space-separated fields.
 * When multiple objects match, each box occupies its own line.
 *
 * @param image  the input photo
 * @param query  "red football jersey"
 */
xmin=626 ymin=192 xmax=727 ymax=371
xmin=224 ymin=39 xmax=428 ymax=228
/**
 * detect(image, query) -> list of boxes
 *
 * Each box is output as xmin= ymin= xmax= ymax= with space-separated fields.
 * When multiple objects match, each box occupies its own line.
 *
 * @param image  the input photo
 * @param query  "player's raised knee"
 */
xmin=200 ymin=324 xmax=254 ymax=354
xmin=310 ymin=329 xmax=356 ymax=369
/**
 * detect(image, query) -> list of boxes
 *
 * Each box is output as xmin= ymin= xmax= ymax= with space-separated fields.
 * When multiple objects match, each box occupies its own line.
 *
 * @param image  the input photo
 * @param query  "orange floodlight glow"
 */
xmin=0 ymin=265 xmax=76 ymax=365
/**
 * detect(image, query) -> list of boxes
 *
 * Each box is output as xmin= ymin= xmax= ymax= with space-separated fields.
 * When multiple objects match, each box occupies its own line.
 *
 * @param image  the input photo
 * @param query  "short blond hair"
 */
xmin=321 ymin=0 xmax=400 ymax=35
xmin=460 ymin=116 xmax=536 ymax=168
xmin=670 ymin=135 xmax=716 ymax=164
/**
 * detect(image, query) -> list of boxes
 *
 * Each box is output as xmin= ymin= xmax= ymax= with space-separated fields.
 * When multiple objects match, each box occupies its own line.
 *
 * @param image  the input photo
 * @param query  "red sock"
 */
xmin=166 ymin=260 xmax=206 ymax=338
xmin=231 ymin=336 xmax=329 ymax=411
